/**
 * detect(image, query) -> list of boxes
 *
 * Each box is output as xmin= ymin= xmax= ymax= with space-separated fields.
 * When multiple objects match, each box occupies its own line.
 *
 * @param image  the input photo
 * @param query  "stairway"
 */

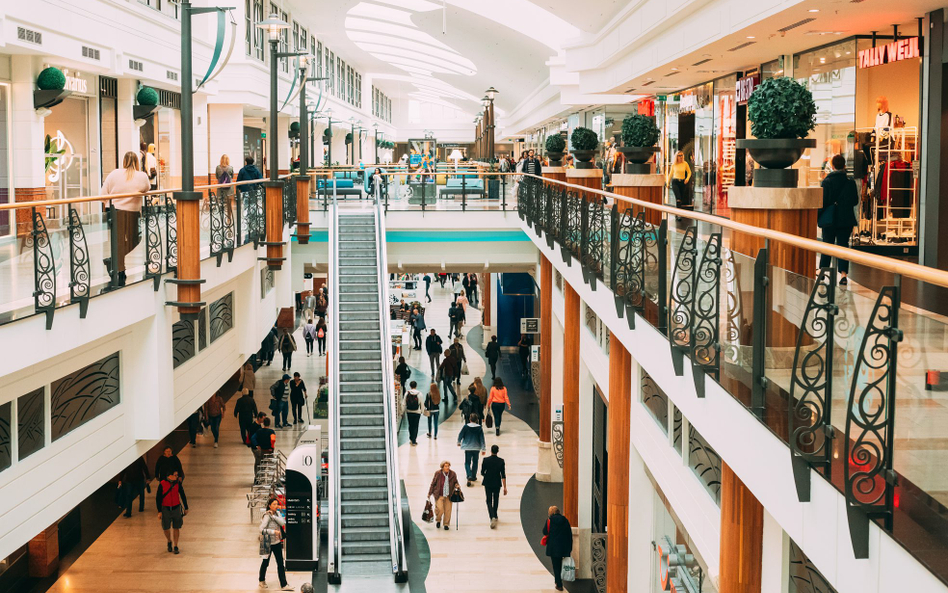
xmin=335 ymin=213 xmax=391 ymax=569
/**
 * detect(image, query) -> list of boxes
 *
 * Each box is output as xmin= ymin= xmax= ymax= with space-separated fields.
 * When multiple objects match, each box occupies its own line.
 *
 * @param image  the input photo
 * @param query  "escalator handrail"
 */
xmin=327 ymin=195 xmax=341 ymax=577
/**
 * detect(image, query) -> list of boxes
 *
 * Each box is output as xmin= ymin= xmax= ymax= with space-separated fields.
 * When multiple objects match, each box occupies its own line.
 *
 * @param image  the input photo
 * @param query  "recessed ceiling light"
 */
xmin=671 ymin=67 xmax=679 ymax=71
xmin=747 ymin=36 xmax=756 ymax=39
xmin=808 ymin=8 xmax=819 ymax=12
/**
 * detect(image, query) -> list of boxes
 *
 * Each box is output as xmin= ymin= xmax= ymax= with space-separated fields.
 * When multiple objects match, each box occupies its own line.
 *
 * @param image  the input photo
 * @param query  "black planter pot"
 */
xmin=571 ymin=149 xmax=597 ymax=170
xmin=737 ymin=138 xmax=816 ymax=187
xmin=133 ymin=104 xmax=161 ymax=120
xmin=34 ymin=89 xmax=72 ymax=110
xmin=546 ymin=151 xmax=564 ymax=167
xmin=618 ymin=146 xmax=658 ymax=174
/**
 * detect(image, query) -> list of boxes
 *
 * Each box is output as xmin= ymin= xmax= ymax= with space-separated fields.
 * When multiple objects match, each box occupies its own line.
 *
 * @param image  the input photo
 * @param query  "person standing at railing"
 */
xmin=143 ymin=143 xmax=159 ymax=191
xmin=523 ymin=150 xmax=542 ymax=178
xmin=216 ymin=154 xmax=234 ymax=200
xmin=818 ymin=154 xmax=859 ymax=286
xmin=101 ymin=151 xmax=151 ymax=286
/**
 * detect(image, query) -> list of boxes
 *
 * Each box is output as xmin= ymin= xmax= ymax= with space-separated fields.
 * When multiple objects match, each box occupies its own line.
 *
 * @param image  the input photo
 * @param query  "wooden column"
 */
xmin=296 ymin=175 xmax=311 ymax=245
xmin=563 ymin=281 xmax=580 ymax=526
xmin=606 ymin=332 xmax=631 ymax=593
xmin=542 ymin=166 xmax=567 ymax=185
xmin=566 ymin=168 xmax=603 ymax=201
xmin=612 ymin=173 xmax=664 ymax=227
xmin=539 ymin=255 xmax=552 ymax=443
xmin=264 ymin=181 xmax=286 ymax=270
xmin=28 ymin=523 xmax=59 ymax=577
xmin=174 ymin=190 xmax=203 ymax=319
xmin=482 ymin=272 xmax=491 ymax=326
xmin=719 ymin=463 xmax=764 ymax=593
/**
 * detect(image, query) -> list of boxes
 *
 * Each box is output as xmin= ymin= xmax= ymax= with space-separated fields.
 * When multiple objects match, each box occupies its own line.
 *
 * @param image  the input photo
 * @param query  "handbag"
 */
xmin=561 ymin=557 xmax=576 ymax=582
xmin=818 ymin=203 xmax=837 ymax=228
xmin=449 ymin=485 xmax=465 ymax=503
xmin=485 ymin=413 xmax=493 ymax=429
xmin=421 ymin=500 xmax=434 ymax=523
xmin=540 ymin=519 xmax=550 ymax=546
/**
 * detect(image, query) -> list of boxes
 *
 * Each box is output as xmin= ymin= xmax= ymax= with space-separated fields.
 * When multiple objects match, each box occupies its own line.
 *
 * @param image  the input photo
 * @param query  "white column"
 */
xmin=761 ymin=509 xmax=790 ymax=593
xmin=575 ymin=359 xmax=596 ymax=579
xmin=278 ymin=115 xmax=290 ymax=172
xmin=10 ymin=55 xmax=44 ymax=189
xmin=208 ymin=104 xmax=244 ymax=174
xmin=626 ymin=364 xmax=654 ymax=593
xmin=117 ymin=78 xmax=138 ymax=159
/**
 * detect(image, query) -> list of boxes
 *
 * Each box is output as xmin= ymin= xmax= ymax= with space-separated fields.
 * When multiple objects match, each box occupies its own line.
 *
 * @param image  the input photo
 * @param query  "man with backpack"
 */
xmin=302 ymin=318 xmax=317 ymax=357
xmin=404 ymin=381 xmax=423 ymax=445
xmin=270 ymin=375 xmax=291 ymax=428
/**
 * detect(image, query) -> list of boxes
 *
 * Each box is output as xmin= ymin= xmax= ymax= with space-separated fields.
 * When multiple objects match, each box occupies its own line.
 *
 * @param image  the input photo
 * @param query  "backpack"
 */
xmin=219 ymin=169 xmax=232 ymax=184
xmin=317 ymin=327 xmax=325 ymax=338
xmin=406 ymin=392 xmax=420 ymax=411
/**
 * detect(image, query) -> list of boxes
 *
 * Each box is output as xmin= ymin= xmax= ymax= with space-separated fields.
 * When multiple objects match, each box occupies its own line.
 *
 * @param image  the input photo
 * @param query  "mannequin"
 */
xmin=875 ymin=96 xmax=892 ymax=141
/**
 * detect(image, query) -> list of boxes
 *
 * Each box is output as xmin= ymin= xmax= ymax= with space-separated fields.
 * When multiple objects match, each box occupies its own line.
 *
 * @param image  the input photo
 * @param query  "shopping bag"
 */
xmin=461 ymin=362 xmax=469 ymax=375
xmin=561 ymin=557 xmax=576 ymax=582
xmin=421 ymin=499 xmax=434 ymax=523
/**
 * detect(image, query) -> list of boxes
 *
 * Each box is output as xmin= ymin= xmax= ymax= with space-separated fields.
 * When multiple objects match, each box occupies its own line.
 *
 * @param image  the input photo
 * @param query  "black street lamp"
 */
xmin=298 ymin=64 xmax=328 ymax=173
xmin=373 ymin=123 xmax=381 ymax=164
xmin=348 ymin=117 xmax=364 ymax=165
xmin=485 ymin=87 xmax=499 ymax=162
xmin=311 ymin=108 xmax=333 ymax=166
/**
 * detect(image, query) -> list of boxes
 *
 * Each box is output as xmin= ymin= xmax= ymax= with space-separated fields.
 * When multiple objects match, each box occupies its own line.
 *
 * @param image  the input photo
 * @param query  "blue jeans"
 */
xmin=280 ymin=400 xmax=289 ymax=426
xmin=491 ymin=402 xmax=506 ymax=429
xmin=464 ymin=450 xmax=479 ymax=481
xmin=427 ymin=410 xmax=440 ymax=436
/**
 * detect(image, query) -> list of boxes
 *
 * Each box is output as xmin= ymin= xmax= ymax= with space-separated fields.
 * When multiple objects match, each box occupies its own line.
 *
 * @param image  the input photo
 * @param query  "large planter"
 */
xmin=737 ymin=138 xmax=816 ymax=188
xmin=571 ymin=149 xmax=598 ymax=170
xmin=618 ymin=146 xmax=658 ymax=174
xmin=34 ymin=89 xmax=72 ymax=110
xmin=547 ymin=151 xmax=565 ymax=167
xmin=133 ymin=104 xmax=160 ymax=120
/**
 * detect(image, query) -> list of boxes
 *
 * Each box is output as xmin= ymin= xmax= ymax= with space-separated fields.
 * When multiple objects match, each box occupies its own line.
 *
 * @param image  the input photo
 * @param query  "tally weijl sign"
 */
xmin=858 ymin=37 xmax=921 ymax=69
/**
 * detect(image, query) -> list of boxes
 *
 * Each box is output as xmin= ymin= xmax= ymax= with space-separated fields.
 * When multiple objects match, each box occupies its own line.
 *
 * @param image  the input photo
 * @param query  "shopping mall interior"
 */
xmin=4 ymin=1 xmax=948 ymax=592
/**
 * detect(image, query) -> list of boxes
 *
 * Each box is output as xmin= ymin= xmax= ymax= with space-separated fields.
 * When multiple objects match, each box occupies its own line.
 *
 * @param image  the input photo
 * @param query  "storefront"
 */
xmin=139 ymin=89 xmax=181 ymax=189
xmin=0 ymin=62 xmax=12 ymax=238
xmin=43 ymin=68 xmax=99 ymax=202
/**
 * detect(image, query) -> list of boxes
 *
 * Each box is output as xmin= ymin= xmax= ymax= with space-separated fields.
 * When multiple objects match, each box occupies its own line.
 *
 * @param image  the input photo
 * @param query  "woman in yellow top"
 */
xmin=666 ymin=151 xmax=693 ymax=209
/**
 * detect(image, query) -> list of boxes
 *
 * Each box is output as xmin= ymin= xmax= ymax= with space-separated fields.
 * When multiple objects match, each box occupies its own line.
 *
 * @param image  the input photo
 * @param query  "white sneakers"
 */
xmin=490 ymin=517 xmax=497 ymax=529
xmin=258 ymin=582 xmax=268 ymax=589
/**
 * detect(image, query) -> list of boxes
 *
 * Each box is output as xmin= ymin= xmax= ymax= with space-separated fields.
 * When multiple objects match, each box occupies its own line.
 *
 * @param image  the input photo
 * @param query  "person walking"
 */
xmin=235 ymin=389 xmax=259 ymax=445
xmin=472 ymin=376 xmax=488 ymax=410
xmin=119 ymin=456 xmax=151 ymax=518
xmin=425 ymin=382 xmax=442 ymax=439
xmin=447 ymin=303 xmax=460 ymax=339
xmin=486 ymin=336 xmax=501 ymax=379
xmin=469 ymin=274 xmax=479 ymax=307
xmin=487 ymin=377 xmax=511 ymax=436
xmin=439 ymin=350 xmax=459 ymax=401
xmin=302 ymin=318 xmax=317 ymax=356
xmin=404 ymin=381 xmax=423 ymax=445
xmin=480 ymin=445 xmax=507 ymax=528
xmin=240 ymin=361 xmax=256 ymax=397
xmin=289 ymin=372 xmax=307 ymax=425
xmin=186 ymin=409 xmax=203 ymax=448
xmin=410 ymin=307 xmax=426 ymax=350
xmin=248 ymin=412 xmax=265 ymax=478
xmin=426 ymin=329 xmax=443 ymax=376
xmin=237 ymin=156 xmax=263 ymax=188
xmin=427 ymin=461 xmax=460 ymax=531
xmin=395 ymin=356 xmax=412 ymax=393
xmin=438 ymin=273 xmax=447 ymax=288
xmin=457 ymin=414 xmax=486 ymax=487
xmin=818 ymin=154 xmax=859 ymax=286
xmin=270 ymin=374 xmax=291 ymax=428
xmin=448 ymin=337 xmax=466 ymax=385
xmin=156 ymin=469 xmax=188 ymax=554
xmin=261 ymin=325 xmax=278 ymax=366
xmin=154 ymin=446 xmax=185 ymax=483
xmin=462 ymin=273 xmax=471 ymax=302
xmin=667 ymin=151 xmax=693 ymax=210
xmin=216 ymin=154 xmax=234 ymax=199
xmin=518 ymin=334 xmax=532 ymax=378
xmin=259 ymin=497 xmax=293 ymax=590
xmin=252 ymin=416 xmax=276 ymax=480
xmin=303 ymin=293 xmax=316 ymax=322
xmin=101 ymin=151 xmax=151 ymax=286
xmin=423 ymin=274 xmax=432 ymax=303
xmin=459 ymin=384 xmax=483 ymax=423
xmin=204 ymin=391 xmax=225 ymax=448
xmin=314 ymin=317 xmax=327 ymax=356
xmin=542 ymin=506 xmax=573 ymax=591
xmin=277 ymin=330 xmax=297 ymax=372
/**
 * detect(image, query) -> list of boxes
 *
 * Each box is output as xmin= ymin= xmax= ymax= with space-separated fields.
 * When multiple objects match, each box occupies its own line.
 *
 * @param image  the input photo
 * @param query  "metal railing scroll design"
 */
xmin=246 ymin=186 xmax=264 ymax=248
xmin=591 ymin=533 xmax=607 ymax=593
xmin=612 ymin=209 xmax=646 ymax=330
xmin=844 ymin=283 xmax=901 ymax=560
xmin=721 ymin=248 xmax=743 ymax=364
xmin=209 ymin=191 xmax=225 ymax=266
xmin=668 ymin=226 xmax=698 ymax=376
xmin=222 ymin=194 xmax=236 ymax=260
xmin=581 ymin=197 xmax=606 ymax=289
xmin=143 ymin=201 xmax=164 ymax=289
xmin=67 ymin=206 xmax=91 ymax=318
xmin=284 ymin=178 xmax=297 ymax=226
xmin=551 ymin=421 xmax=564 ymax=468
xmin=789 ymin=267 xmax=838 ymax=503
xmin=690 ymin=232 xmax=722 ymax=398
xmin=165 ymin=199 xmax=178 ymax=274
xmin=563 ymin=191 xmax=582 ymax=265
xmin=32 ymin=209 xmax=56 ymax=330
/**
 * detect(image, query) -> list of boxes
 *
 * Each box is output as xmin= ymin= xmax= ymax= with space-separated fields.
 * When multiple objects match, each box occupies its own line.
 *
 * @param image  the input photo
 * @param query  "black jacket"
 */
xmin=236 ymin=164 xmax=263 ymax=193
xmin=395 ymin=362 xmax=412 ymax=382
xmin=426 ymin=334 xmax=443 ymax=355
xmin=480 ymin=454 xmax=506 ymax=489
xmin=543 ymin=513 xmax=573 ymax=558
xmin=523 ymin=158 xmax=542 ymax=176
xmin=121 ymin=457 xmax=151 ymax=484
xmin=819 ymin=170 xmax=859 ymax=229
xmin=234 ymin=394 xmax=258 ymax=422
xmin=154 ymin=455 xmax=184 ymax=482
xmin=486 ymin=341 xmax=501 ymax=363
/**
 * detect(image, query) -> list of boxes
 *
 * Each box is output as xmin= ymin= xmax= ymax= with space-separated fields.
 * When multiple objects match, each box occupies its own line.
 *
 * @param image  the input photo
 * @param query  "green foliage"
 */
xmin=290 ymin=121 xmax=300 ymax=133
xmin=545 ymin=134 xmax=566 ymax=153
xmin=137 ymin=86 xmax=159 ymax=106
xmin=747 ymin=77 xmax=816 ymax=140
xmin=323 ymin=128 xmax=332 ymax=139
xmin=621 ymin=114 xmax=659 ymax=148
xmin=44 ymin=134 xmax=65 ymax=172
xmin=570 ymin=127 xmax=599 ymax=151
xmin=37 ymin=67 xmax=66 ymax=91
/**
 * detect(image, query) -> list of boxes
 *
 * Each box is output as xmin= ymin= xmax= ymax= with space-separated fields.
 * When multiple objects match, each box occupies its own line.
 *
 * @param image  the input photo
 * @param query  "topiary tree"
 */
xmin=747 ymin=77 xmax=816 ymax=140
xmin=345 ymin=132 xmax=353 ymax=145
xmin=137 ymin=86 xmax=159 ymax=106
xmin=37 ymin=67 xmax=66 ymax=91
xmin=545 ymin=134 xmax=566 ymax=153
xmin=570 ymin=127 xmax=599 ymax=151
xmin=621 ymin=114 xmax=659 ymax=148
xmin=290 ymin=121 xmax=300 ymax=133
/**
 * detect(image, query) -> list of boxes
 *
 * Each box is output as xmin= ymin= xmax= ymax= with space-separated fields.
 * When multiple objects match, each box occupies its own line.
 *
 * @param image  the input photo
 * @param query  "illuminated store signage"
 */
xmin=736 ymin=74 xmax=759 ymax=105
xmin=858 ymin=37 xmax=921 ymax=69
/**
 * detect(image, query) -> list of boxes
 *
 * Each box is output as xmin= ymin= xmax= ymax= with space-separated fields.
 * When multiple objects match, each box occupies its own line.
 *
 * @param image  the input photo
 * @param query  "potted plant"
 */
xmin=289 ymin=121 xmax=300 ymax=139
xmin=738 ymin=77 xmax=817 ymax=187
xmin=345 ymin=132 xmax=353 ymax=145
xmin=570 ymin=127 xmax=599 ymax=169
xmin=134 ymin=86 xmax=161 ymax=120
xmin=34 ymin=66 xmax=71 ymax=109
xmin=619 ymin=114 xmax=660 ymax=174
xmin=545 ymin=134 xmax=566 ymax=166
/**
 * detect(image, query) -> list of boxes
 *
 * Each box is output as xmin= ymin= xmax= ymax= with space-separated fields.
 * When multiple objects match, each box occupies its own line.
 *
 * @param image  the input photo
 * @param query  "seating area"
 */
xmin=317 ymin=172 xmax=363 ymax=198
xmin=439 ymin=176 xmax=485 ymax=198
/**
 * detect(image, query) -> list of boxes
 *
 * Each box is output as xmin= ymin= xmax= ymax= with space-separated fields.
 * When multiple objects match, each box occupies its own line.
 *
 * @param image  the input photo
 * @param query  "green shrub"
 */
xmin=570 ymin=127 xmax=599 ymax=151
xmin=323 ymin=128 xmax=332 ymax=139
xmin=621 ymin=114 xmax=659 ymax=148
xmin=37 ymin=67 xmax=66 ymax=91
xmin=290 ymin=121 xmax=300 ymax=133
xmin=345 ymin=132 xmax=353 ymax=144
xmin=747 ymin=77 xmax=816 ymax=140
xmin=545 ymin=134 xmax=566 ymax=153
xmin=137 ymin=86 xmax=159 ymax=106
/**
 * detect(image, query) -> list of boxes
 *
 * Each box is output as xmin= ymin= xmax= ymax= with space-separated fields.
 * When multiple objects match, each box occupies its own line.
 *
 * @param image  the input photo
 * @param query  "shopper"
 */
xmin=667 ymin=151 xmax=693 ymax=210
xmin=447 ymin=303 xmax=460 ymax=338
xmin=459 ymin=384 xmax=483 ymax=423
xmin=119 ymin=456 xmax=151 ymax=518
xmin=480 ymin=445 xmax=507 ymax=528
xmin=237 ymin=156 xmax=263 ymax=192
xmin=303 ymin=293 xmax=316 ymax=322
xmin=818 ymin=154 xmax=859 ymax=286
xmin=143 ymin=143 xmax=159 ymax=190
xmin=410 ymin=307 xmax=426 ymax=350
xmin=253 ymin=416 xmax=276 ymax=458
xmin=486 ymin=335 xmax=501 ymax=379
xmin=216 ymin=154 xmax=234 ymax=199
xmin=248 ymin=412 xmax=266 ymax=478
xmin=425 ymin=382 xmax=442 ymax=438
xmin=542 ymin=506 xmax=573 ymax=591
xmin=423 ymin=274 xmax=432 ymax=303
xmin=259 ymin=497 xmax=293 ymax=590
xmin=455 ymin=294 xmax=468 ymax=333
xmin=518 ymin=334 xmax=532 ymax=378
xmin=154 ymin=446 xmax=185 ymax=483
xmin=235 ymin=389 xmax=258 ymax=445
xmin=438 ymin=273 xmax=447 ymax=288
xmin=289 ymin=372 xmax=307 ymax=425
xmin=270 ymin=374 xmax=291 ymax=428
xmin=426 ymin=329 xmax=443 ymax=376
xmin=395 ymin=356 xmax=412 ymax=393
xmin=315 ymin=317 xmax=328 ymax=356
xmin=204 ymin=390 xmax=225 ymax=448
xmin=472 ymin=376 xmax=489 ymax=409
xmin=405 ymin=381 xmax=423 ymax=445
xmin=260 ymin=325 xmax=277 ymax=366
xmin=439 ymin=350 xmax=459 ymax=401
xmin=156 ymin=469 xmax=188 ymax=555
xmin=277 ymin=330 xmax=297 ymax=372
xmin=487 ymin=377 xmax=511 ymax=436
xmin=240 ymin=361 xmax=256 ymax=397
xmin=523 ymin=150 xmax=542 ymax=177
xmin=302 ymin=318 xmax=317 ymax=356
xmin=462 ymin=273 xmax=471 ymax=302
xmin=457 ymin=414 xmax=486 ymax=487
xmin=469 ymin=274 xmax=479 ymax=307
xmin=101 ymin=151 xmax=151 ymax=286
xmin=448 ymin=337 xmax=466 ymax=383
xmin=187 ymin=409 xmax=203 ymax=448
xmin=427 ymin=461 xmax=460 ymax=531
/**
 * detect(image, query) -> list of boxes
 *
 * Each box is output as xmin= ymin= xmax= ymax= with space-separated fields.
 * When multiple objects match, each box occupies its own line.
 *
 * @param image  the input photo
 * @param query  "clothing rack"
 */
xmin=853 ymin=126 xmax=918 ymax=246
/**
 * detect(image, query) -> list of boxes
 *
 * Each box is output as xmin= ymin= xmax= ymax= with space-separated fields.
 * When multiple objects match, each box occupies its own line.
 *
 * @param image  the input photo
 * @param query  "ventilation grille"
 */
xmin=692 ymin=58 xmax=712 ymax=66
xmin=129 ymin=60 xmax=144 ymax=72
xmin=728 ymin=41 xmax=756 ymax=52
xmin=17 ymin=26 xmax=42 ymax=45
xmin=778 ymin=18 xmax=816 ymax=33
xmin=167 ymin=70 xmax=178 ymax=81
xmin=159 ymin=89 xmax=182 ymax=110
xmin=82 ymin=46 xmax=100 ymax=60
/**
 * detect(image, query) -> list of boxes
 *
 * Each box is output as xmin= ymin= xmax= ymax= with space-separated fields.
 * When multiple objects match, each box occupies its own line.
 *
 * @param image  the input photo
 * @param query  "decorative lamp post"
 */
xmin=373 ymin=123 xmax=380 ymax=164
xmin=295 ymin=61 xmax=327 ymax=245
xmin=485 ymin=87 xmax=498 ymax=162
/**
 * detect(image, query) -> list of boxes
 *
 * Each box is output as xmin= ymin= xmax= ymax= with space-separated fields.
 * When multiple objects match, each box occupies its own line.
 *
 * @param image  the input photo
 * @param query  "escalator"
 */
xmin=327 ymin=195 xmax=408 ymax=586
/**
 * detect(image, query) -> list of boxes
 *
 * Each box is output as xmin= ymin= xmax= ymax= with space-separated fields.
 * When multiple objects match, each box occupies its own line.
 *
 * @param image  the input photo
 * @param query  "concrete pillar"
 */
xmin=10 ymin=55 xmax=46 ymax=235
xmin=117 ymin=78 xmax=138 ymax=159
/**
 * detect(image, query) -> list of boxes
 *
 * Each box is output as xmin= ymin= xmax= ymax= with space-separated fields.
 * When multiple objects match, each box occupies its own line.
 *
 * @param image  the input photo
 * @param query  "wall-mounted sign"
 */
xmin=531 ymin=345 xmax=540 ymax=362
xmin=520 ymin=317 xmax=539 ymax=334
xmin=858 ymin=37 xmax=922 ymax=69
xmin=736 ymin=74 xmax=759 ymax=105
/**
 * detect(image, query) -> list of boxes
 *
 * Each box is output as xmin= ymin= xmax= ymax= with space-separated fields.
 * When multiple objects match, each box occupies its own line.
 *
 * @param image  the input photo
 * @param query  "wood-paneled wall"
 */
xmin=540 ymin=255 xmax=552 ymax=443
xmin=606 ymin=332 xmax=631 ymax=593
xmin=562 ymin=282 xmax=580 ymax=526
xmin=719 ymin=462 xmax=764 ymax=593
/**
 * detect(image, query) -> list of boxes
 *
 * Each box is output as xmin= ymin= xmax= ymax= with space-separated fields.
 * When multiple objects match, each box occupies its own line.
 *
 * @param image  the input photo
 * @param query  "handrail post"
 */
xmin=657 ymin=219 xmax=668 ymax=334
xmin=462 ymin=175 xmax=467 ymax=211
xmin=502 ymin=174 xmax=507 ymax=211
xmin=107 ymin=201 xmax=120 ymax=290
xmin=751 ymin=242 xmax=770 ymax=417
xmin=421 ymin=175 xmax=427 ymax=212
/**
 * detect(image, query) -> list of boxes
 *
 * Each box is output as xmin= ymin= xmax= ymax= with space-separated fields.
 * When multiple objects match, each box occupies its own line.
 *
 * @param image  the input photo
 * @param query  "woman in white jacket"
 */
xmin=259 ymin=497 xmax=292 ymax=590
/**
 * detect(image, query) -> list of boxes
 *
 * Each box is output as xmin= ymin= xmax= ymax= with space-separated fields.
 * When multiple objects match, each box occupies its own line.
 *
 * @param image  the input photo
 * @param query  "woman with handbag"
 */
xmin=487 ymin=377 xmax=512 ymax=436
xmin=259 ymin=497 xmax=293 ymax=590
xmin=542 ymin=506 xmax=573 ymax=591
xmin=425 ymin=382 xmax=442 ymax=439
xmin=818 ymin=154 xmax=859 ymax=286
xmin=427 ymin=461 xmax=460 ymax=530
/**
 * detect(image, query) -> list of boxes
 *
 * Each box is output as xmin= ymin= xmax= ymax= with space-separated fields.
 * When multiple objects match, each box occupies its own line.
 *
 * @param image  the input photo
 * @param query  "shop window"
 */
xmin=50 ymin=353 xmax=121 ymax=441
xmin=279 ymin=11 xmax=289 ymax=73
xmin=17 ymin=388 xmax=45 ymax=461
xmin=44 ymin=95 xmax=93 ymax=202
xmin=253 ymin=0 xmax=265 ymax=61
xmin=688 ymin=424 xmax=722 ymax=503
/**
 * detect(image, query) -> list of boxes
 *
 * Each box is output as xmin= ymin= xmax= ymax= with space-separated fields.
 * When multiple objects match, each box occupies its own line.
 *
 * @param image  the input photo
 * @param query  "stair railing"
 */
xmin=327 ymin=194 xmax=342 ymax=583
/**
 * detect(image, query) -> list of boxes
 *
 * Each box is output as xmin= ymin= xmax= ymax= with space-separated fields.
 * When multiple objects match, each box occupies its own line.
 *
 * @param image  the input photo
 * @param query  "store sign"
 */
xmin=520 ymin=317 xmax=539 ymax=334
xmin=858 ymin=37 xmax=921 ymax=69
xmin=736 ymin=74 xmax=759 ymax=105
xmin=65 ymin=75 xmax=87 ymax=94
xmin=679 ymin=91 xmax=697 ymax=114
